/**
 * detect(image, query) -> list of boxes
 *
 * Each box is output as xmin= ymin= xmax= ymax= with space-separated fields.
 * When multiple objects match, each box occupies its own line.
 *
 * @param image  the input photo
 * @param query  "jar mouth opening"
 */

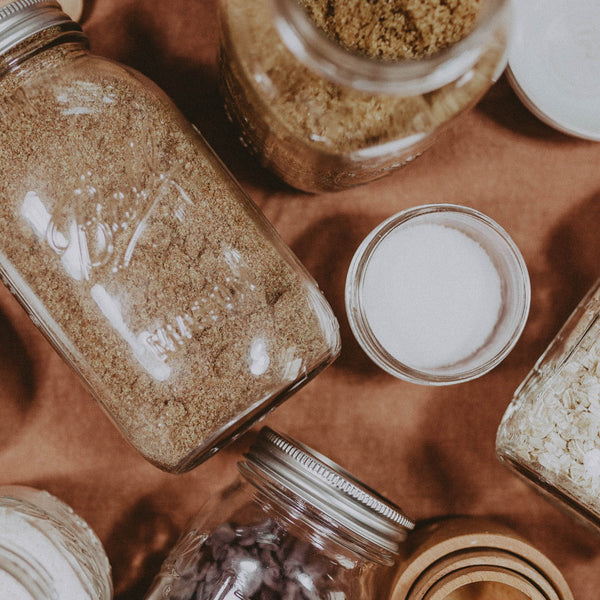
xmin=345 ymin=204 xmax=531 ymax=385
xmin=270 ymin=0 xmax=510 ymax=95
xmin=240 ymin=427 xmax=415 ymax=560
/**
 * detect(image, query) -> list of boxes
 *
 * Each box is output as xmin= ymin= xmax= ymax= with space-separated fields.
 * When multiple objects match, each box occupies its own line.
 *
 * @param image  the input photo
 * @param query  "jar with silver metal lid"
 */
xmin=144 ymin=426 xmax=415 ymax=599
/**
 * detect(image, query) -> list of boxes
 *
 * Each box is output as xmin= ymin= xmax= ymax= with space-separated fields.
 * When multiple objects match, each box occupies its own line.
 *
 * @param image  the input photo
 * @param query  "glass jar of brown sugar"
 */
xmin=144 ymin=426 xmax=415 ymax=600
xmin=219 ymin=0 xmax=510 ymax=193
xmin=497 ymin=279 xmax=600 ymax=531
xmin=0 ymin=0 xmax=340 ymax=473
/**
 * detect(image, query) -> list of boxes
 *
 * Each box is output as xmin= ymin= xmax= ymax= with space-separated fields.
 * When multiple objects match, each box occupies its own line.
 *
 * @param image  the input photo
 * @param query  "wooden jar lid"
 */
xmin=390 ymin=518 xmax=574 ymax=600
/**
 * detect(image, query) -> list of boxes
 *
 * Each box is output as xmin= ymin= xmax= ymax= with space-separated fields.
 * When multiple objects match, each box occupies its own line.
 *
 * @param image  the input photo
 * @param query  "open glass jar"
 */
xmin=0 ymin=486 xmax=112 ymax=600
xmin=144 ymin=427 xmax=415 ymax=600
xmin=0 ymin=0 xmax=340 ymax=473
xmin=345 ymin=204 xmax=530 ymax=385
xmin=497 ymin=279 xmax=600 ymax=531
xmin=219 ymin=0 xmax=510 ymax=192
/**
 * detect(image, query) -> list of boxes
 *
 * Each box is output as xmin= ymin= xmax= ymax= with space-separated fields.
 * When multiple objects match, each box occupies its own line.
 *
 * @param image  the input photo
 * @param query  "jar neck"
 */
xmin=240 ymin=461 xmax=399 ymax=567
xmin=0 ymin=23 xmax=88 ymax=78
xmin=269 ymin=0 xmax=510 ymax=95
xmin=0 ymin=544 xmax=56 ymax=600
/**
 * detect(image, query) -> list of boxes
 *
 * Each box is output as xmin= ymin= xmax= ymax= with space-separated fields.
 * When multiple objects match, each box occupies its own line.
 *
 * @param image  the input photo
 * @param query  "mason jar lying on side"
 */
xmin=497 ymin=279 xmax=600 ymax=531
xmin=144 ymin=427 xmax=416 ymax=600
xmin=0 ymin=0 xmax=340 ymax=473
xmin=219 ymin=0 xmax=510 ymax=192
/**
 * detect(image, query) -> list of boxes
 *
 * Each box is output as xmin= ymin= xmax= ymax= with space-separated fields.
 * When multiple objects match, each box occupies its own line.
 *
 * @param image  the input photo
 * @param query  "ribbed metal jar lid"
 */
xmin=241 ymin=427 xmax=415 ymax=555
xmin=0 ymin=0 xmax=80 ymax=56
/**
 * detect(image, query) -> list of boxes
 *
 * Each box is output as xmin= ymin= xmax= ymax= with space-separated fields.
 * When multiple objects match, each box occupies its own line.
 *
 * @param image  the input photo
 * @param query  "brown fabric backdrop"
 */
xmin=1 ymin=1 xmax=600 ymax=598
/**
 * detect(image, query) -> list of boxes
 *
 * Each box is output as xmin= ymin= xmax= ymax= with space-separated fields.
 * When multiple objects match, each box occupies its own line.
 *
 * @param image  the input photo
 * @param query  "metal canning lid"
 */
xmin=242 ymin=427 xmax=415 ymax=554
xmin=0 ymin=0 xmax=80 ymax=57
xmin=507 ymin=0 xmax=600 ymax=141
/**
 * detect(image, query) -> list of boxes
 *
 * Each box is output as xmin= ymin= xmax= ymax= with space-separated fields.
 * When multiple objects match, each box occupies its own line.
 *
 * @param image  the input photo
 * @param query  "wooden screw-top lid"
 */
xmin=0 ymin=0 xmax=83 ymax=21
xmin=390 ymin=518 xmax=574 ymax=600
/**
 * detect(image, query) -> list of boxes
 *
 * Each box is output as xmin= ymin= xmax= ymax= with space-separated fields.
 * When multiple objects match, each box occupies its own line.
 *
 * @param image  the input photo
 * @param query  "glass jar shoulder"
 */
xmin=0 ymin=42 xmax=339 ymax=473
xmin=145 ymin=479 xmax=365 ymax=600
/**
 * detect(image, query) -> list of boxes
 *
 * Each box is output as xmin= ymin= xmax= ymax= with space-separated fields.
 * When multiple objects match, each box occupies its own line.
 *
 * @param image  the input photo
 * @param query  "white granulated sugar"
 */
xmin=0 ymin=507 xmax=91 ymax=599
xmin=363 ymin=223 xmax=502 ymax=369
xmin=0 ymin=571 xmax=34 ymax=600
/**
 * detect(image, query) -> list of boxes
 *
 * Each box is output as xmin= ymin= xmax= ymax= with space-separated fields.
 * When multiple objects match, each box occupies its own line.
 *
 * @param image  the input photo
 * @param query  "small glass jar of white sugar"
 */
xmin=0 ymin=486 xmax=113 ymax=600
xmin=345 ymin=204 xmax=531 ymax=385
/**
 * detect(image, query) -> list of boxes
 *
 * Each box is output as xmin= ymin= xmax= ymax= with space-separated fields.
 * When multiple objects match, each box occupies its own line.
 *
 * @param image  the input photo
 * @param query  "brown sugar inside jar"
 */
xmin=0 ymin=0 xmax=340 ymax=473
xmin=218 ymin=0 xmax=511 ymax=192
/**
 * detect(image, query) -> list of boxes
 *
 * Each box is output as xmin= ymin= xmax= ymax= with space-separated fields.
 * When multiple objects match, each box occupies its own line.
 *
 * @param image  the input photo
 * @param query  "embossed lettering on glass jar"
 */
xmin=219 ymin=0 xmax=511 ymax=192
xmin=144 ymin=427 xmax=415 ymax=600
xmin=0 ymin=486 xmax=112 ymax=600
xmin=0 ymin=1 xmax=340 ymax=472
xmin=497 ymin=279 xmax=600 ymax=531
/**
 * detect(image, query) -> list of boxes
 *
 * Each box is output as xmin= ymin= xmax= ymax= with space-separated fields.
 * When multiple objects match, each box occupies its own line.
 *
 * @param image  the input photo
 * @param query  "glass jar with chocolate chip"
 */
xmin=0 ymin=1 xmax=340 ymax=473
xmin=219 ymin=0 xmax=511 ymax=192
xmin=144 ymin=427 xmax=415 ymax=600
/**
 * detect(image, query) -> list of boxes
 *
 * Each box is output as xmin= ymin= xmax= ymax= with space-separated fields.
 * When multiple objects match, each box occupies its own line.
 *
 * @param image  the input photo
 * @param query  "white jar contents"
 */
xmin=0 ymin=571 xmax=35 ymax=600
xmin=0 ymin=506 xmax=91 ymax=599
xmin=363 ymin=223 xmax=502 ymax=370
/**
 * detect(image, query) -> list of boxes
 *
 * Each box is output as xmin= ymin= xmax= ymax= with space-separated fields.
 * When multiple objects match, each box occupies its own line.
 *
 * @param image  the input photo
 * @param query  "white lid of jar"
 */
xmin=506 ymin=0 xmax=600 ymax=141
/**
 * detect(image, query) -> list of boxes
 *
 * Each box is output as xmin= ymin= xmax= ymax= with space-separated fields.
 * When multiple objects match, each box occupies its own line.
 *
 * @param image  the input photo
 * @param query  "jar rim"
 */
xmin=270 ymin=0 xmax=511 ymax=95
xmin=344 ymin=203 xmax=531 ymax=385
xmin=240 ymin=427 xmax=415 ymax=558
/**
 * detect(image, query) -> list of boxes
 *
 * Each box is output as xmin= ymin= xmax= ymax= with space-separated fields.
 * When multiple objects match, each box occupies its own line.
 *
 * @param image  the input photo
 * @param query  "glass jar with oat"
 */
xmin=0 ymin=0 xmax=340 ymax=473
xmin=0 ymin=485 xmax=112 ymax=599
xmin=497 ymin=279 xmax=600 ymax=531
xmin=219 ymin=0 xmax=511 ymax=192
xmin=144 ymin=426 xmax=415 ymax=600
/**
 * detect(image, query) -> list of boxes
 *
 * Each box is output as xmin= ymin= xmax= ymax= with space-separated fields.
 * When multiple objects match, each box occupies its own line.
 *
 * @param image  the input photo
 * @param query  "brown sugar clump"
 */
xmin=299 ymin=0 xmax=482 ymax=60
xmin=220 ymin=0 xmax=504 ymax=190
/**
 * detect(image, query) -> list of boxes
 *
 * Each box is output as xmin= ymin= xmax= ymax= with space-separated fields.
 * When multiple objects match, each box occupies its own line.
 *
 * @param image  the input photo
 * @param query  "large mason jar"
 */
xmin=0 ymin=0 xmax=340 ymax=473
xmin=497 ymin=279 xmax=600 ymax=531
xmin=0 ymin=485 xmax=112 ymax=599
xmin=219 ymin=0 xmax=511 ymax=192
xmin=144 ymin=426 xmax=415 ymax=600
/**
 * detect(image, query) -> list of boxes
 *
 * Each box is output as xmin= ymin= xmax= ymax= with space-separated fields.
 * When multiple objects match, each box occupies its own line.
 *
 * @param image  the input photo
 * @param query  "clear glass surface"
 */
xmin=0 ymin=23 xmax=340 ymax=472
xmin=219 ymin=0 xmax=510 ymax=192
xmin=144 ymin=427 xmax=410 ymax=600
xmin=497 ymin=279 xmax=600 ymax=530
xmin=0 ymin=485 xmax=112 ymax=600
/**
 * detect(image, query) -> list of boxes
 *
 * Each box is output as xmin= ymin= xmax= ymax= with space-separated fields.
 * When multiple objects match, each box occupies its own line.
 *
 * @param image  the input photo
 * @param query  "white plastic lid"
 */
xmin=507 ymin=0 xmax=600 ymax=141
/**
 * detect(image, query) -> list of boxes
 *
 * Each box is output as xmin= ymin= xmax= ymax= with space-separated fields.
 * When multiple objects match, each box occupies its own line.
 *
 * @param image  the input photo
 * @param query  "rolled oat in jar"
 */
xmin=497 ymin=279 xmax=600 ymax=530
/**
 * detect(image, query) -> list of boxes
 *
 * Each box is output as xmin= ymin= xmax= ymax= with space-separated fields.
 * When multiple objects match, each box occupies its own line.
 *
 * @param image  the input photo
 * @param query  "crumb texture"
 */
xmin=299 ymin=0 xmax=482 ymax=60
